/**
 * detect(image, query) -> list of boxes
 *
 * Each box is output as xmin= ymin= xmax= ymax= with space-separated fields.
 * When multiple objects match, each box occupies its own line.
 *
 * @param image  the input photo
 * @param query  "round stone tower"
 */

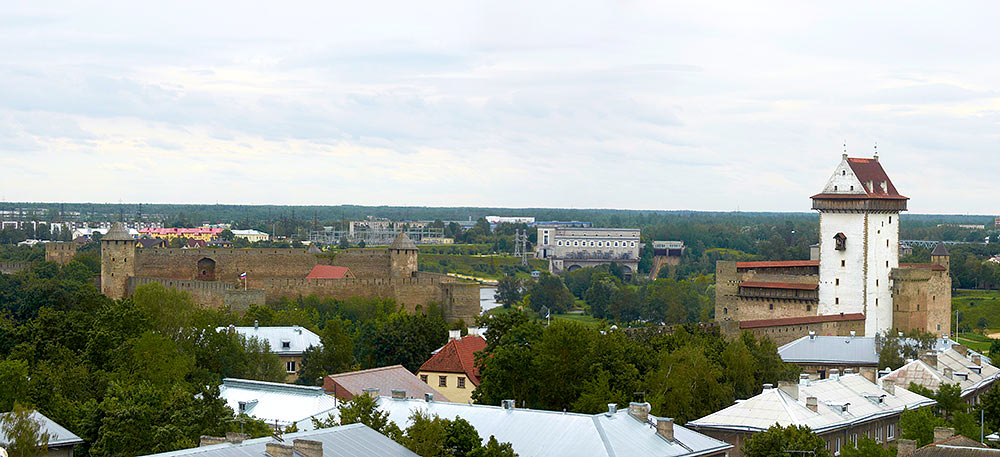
xmin=388 ymin=233 xmax=418 ymax=279
xmin=101 ymin=222 xmax=136 ymax=299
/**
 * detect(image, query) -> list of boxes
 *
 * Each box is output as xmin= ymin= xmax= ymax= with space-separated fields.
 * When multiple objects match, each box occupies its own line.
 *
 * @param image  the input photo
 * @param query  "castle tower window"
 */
xmin=807 ymin=305 xmax=812 ymax=311
xmin=723 ymin=307 xmax=728 ymax=315
xmin=841 ymin=260 xmax=846 ymax=267
xmin=836 ymin=278 xmax=840 ymax=285
xmin=835 ymin=297 xmax=839 ymax=304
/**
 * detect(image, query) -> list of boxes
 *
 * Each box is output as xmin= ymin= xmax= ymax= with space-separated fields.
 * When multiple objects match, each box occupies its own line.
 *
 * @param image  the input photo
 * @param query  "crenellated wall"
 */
xmin=0 ymin=262 xmax=32 ymax=275
xmin=133 ymin=248 xmax=322 ymax=282
xmin=127 ymin=276 xmax=265 ymax=311
xmin=45 ymin=242 xmax=78 ymax=265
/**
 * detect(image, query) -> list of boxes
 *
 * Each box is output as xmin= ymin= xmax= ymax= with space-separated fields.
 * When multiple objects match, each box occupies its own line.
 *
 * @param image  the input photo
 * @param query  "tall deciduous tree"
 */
xmin=742 ymin=424 xmax=831 ymax=457
xmin=0 ymin=403 xmax=52 ymax=457
xmin=494 ymin=275 xmax=523 ymax=308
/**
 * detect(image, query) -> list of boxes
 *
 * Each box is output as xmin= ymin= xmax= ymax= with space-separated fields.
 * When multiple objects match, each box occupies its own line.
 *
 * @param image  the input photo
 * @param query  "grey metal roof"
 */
xmin=219 ymin=378 xmax=339 ymax=429
xmin=343 ymin=397 xmax=731 ymax=457
xmin=326 ymin=365 xmax=449 ymax=402
xmin=103 ymin=222 xmax=134 ymax=241
xmin=881 ymin=347 xmax=1000 ymax=398
xmin=931 ymin=242 xmax=950 ymax=256
xmin=389 ymin=233 xmax=417 ymax=251
xmin=777 ymin=335 xmax=879 ymax=365
xmin=0 ymin=411 xmax=83 ymax=448
xmin=219 ymin=326 xmax=321 ymax=356
xmin=138 ymin=423 xmax=419 ymax=457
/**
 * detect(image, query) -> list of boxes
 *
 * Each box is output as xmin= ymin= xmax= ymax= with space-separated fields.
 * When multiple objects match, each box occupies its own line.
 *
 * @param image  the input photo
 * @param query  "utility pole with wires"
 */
xmin=513 ymin=229 xmax=529 ymax=266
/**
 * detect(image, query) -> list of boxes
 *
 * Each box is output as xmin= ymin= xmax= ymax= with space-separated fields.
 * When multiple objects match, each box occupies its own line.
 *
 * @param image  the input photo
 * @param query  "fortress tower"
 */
xmin=100 ymin=222 xmax=136 ymax=299
xmin=812 ymin=154 xmax=908 ymax=336
xmin=388 ymin=232 xmax=418 ymax=278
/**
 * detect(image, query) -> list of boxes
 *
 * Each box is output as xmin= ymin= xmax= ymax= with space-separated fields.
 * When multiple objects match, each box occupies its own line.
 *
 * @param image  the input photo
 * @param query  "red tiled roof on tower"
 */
xmin=812 ymin=156 xmax=908 ymax=201
xmin=419 ymin=335 xmax=487 ymax=385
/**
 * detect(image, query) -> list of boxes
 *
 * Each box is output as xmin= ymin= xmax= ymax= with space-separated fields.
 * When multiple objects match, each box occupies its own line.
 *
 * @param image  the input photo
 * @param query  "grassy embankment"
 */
xmin=484 ymin=305 xmax=605 ymax=329
xmin=952 ymin=289 xmax=1000 ymax=353
xmin=417 ymin=245 xmax=548 ymax=281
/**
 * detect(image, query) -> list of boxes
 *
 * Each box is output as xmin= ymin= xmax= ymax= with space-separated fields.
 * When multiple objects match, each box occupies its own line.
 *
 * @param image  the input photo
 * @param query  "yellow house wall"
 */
xmin=281 ymin=354 xmax=304 ymax=383
xmin=418 ymin=371 xmax=475 ymax=404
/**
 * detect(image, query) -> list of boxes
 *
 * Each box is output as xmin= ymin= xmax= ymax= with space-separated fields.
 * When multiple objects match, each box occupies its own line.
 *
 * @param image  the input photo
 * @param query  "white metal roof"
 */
xmin=138 ymin=423 xmax=418 ymax=457
xmin=300 ymin=398 xmax=731 ymax=457
xmin=881 ymin=348 xmax=1000 ymax=397
xmin=219 ymin=378 xmax=338 ymax=430
xmin=688 ymin=373 xmax=935 ymax=434
xmin=778 ymin=335 xmax=879 ymax=365
xmin=218 ymin=325 xmax=321 ymax=356
xmin=0 ymin=411 xmax=83 ymax=448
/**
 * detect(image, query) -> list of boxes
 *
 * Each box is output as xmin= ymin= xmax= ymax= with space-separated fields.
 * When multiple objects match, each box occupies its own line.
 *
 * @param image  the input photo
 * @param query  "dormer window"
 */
xmin=281 ymin=340 xmax=291 ymax=350
xmin=834 ymin=233 xmax=847 ymax=251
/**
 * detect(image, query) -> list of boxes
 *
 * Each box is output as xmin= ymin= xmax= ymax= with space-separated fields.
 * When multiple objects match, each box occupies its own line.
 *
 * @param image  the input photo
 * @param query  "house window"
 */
xmin=420 ymin=374 xmax=428 ymax=383
xmin=286 ymin=361 xmax=296 ymax=373
xmin=887 ymin=424 xmax=895 ymax=440
xmin=458 ymin=377 xmax=466 ymax=388
xmin=439 ymin=376 xmax=447 ymax=387
xmin=836 ymin=297 xmax=840 ymax=304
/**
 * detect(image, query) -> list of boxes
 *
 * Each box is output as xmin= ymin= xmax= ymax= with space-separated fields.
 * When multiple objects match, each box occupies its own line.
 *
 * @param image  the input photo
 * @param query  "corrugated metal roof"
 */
xmin=219 ymin=378 xmax=339 ymax=429
xmin=138 ymin=423 xmax=419 ymax=457
xmin=882 ymin=347 xmax=1000 ymax=398
xmin=339 ymin=397 xmax=733 ymax=457
xmin=778 ymin=335 xmax=879 ymax=365
xmin=325 ymin=365 xmax=449 ymax=402
xmin=688 ymin=374 xmax=935 ymax=434
xmin=0 ymin=411 xmax=83 ymax=447
xmin=219 ymin=326 xmax=321 ymax=356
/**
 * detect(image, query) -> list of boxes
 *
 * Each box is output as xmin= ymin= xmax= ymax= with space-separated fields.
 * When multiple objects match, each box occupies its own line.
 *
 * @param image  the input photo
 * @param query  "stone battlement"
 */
xmin=0 ymin=262 xmax=32 ymax=275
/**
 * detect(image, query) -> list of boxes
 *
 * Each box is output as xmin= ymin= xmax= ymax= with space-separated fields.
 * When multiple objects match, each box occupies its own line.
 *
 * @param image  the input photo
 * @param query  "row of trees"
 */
xmin=471 ymin=312 xmax=799 ymax=423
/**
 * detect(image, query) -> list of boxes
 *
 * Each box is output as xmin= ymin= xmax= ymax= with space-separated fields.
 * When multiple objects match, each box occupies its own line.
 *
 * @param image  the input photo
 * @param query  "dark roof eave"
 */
xmin=810 ymin=193 xmax=909 ymax=201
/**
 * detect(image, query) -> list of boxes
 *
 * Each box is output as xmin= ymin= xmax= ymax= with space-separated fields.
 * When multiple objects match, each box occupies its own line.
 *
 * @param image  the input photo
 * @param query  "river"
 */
xmin=480 ymin=287 xmax=499 ymax=314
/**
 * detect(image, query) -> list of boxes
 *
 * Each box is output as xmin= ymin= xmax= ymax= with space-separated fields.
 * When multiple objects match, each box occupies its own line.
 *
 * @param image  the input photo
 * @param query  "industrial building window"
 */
xmin=286 ymin=361 xmax=296 ymax=373
xmin=439 ymin=376 xmax=447 ymax=387
xmin=420 ymin=374 xmax=428 ymax=383
xmin=590 ymin=241 xmax=594 ymax=246
xmin=458 ymin=377 xmax=466 ymax=388
xmin=614 ymin=241 xmax=619 ymax=247
xmin=630 ymin=241 xmax=635 ymax=247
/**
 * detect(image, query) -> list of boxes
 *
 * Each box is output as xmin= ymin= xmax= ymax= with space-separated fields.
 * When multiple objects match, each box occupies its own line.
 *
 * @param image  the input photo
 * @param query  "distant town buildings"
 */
xmin=139 ymin=227 xmax=226 ymax=241
xmin=535 ymin=225 xmax=641 ymax=279
xmin=231 ymin=229 xmax=270 ymax=242
xmin=220 ymin=324 xmax=321 ymax=382
xmin=651 ymin=240 xmax=684 ymax=279
xmin=485 ymin=216 xmax=535 ymax=224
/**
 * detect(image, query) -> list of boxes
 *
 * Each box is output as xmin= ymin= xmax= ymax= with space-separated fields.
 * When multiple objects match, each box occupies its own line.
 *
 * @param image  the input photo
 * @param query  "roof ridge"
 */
xmin=333 ymin=365 xmax=406 ymax=377
xmin=591 ymin=415 xmax=616 ymax=457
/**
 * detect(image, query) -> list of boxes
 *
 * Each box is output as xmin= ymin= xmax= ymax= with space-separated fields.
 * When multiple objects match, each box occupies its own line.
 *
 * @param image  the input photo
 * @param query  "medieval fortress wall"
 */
xmin=44 ymin=233 xmax=480 ymax=323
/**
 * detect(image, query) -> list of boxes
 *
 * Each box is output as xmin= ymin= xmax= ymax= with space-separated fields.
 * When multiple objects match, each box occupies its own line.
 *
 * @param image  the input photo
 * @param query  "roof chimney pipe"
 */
xmin=806 ymin=396 xmax=818 ymax=412
xmin=656 ymin=418 xmax=675 ymax=441
xmin=293 ymin=439 xmax=323 ymax=457
xmin=628 ymin=402 xmax=650 ymax=423
xmin=266 ymin=443 xmax=294 ymax=457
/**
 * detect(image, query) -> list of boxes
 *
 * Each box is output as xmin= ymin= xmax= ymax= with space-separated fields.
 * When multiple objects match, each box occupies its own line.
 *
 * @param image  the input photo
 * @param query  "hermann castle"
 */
xmin=716 ymin=154 xmax=952 ymax=344
xmin=46 ymin=229 xmax=480 ymax=323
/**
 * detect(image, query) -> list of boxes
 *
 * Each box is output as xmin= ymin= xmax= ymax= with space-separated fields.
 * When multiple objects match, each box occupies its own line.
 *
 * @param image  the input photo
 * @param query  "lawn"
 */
xmin=481 ymin=306 xmax=606 ymax=329
xmin=952 ymin=289 xmax=1000 ymax=333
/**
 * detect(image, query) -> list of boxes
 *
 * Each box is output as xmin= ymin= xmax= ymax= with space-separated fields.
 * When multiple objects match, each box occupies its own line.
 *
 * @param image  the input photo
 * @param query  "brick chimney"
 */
xmin=952 ymin=344 xmax=968 ymax=357
xmin=806 ymin=396 xmax=818 ymax=412
xmin=391 ymin=389 xmax=406 ymax=399
xmin=225 ymin=432 xmax=246 ymax=444
xmin=881 ymin=378 xmax=895 ymax=395
xmin=266 ymin=442 xmax=294 ymax=457
xmin=656 ymin=418 xmax=675 ymax=441
xmin=919 ymin=352 xmax=938 ymax=368
xmin=293 ymin=439 xmax=322 ymax=457
xmin=943 ymin=367 xmax=953 ymax=380
xmin=974 ymin=354 xmax=982 ymax=366
xmin=628 ymin=402 xmax=650 ymax=423
xmin=897 ymin=439 xmax=917 ymax=457
xmin=199 ymin=436 xmax=225 ymax=446
xmin=778 ymin=381 xmax=799 ymax=401
xmin=933 ymin=427 xmax=954 ymax=443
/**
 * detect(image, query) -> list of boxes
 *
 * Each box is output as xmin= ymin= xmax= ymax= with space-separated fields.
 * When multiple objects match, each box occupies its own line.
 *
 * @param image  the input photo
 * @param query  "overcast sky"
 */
xmin=1 ymin=2 xmax=997 ymax=213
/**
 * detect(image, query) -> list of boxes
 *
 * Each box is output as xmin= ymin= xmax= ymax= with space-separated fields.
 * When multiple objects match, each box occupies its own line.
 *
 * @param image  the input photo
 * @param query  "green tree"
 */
xmin=494 ymin=275 xmax=523 ymax=308
xmin=935 ymin=383 xmax=966 ymax=419
xmin=584 ymin=275 xmax=618 ymax=319
xmin=900 ymin=407 xmax=947 ymax=446
xmin=841 ymin=438 xmax=896 ymax=457
xmin=877 ymin=333 xmax=905 ymax=371
xmin=444 ymin=417 xmax=482 ymax=457
xmin=742 ymin=424 xmax=831 ymax=457
xmin=526 ymin=274 xmax=574 ymax=314
xmin=532 ymin=321 xmax=595 ymax=410
xmin=0 ymin=403 xmax=52 ymax=457
xmin=218 ymin=229 xmax=235 ymax=241
xmin=338 ymin=236 xmax=350 ymax=249
xmin=335 ymin=393 xmax=401 ymax=439
xmin=468 ymin=436 xmax=517 ymax=457
xmin=297 ymin=318 xmax=355 ymax=385
xmin=980 ymin=384 xmax=1000 ymax=433
xmin=0 ymin=359 xmax=30 ymax=411
xmin=401 ymin=411 xmax=448 ymax=457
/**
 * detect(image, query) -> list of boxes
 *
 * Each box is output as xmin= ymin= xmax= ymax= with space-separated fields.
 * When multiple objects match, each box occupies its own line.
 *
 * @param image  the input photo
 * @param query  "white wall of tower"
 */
xmin=818 ymin=212 xmax=867 ymax=317
xmin=865 ymin=212 xmax=898 ymax=336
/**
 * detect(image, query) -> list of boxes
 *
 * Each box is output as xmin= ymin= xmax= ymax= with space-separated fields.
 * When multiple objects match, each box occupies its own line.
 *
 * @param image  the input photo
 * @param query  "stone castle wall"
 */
xmin=892 ymin=265 xmax=951 ymax=336
xmin=127 ymin=276 xmax=265 ymax=312
xmin=133 ymin=248 xmax=322 ymax=283
xmin=715 ymin=261 xmax=820 ymax=324
xmin=329 ymin=250 xmax=391 ymax=278
xmin=45 ymin=242 xmax=78 ymax=265
xmin=0 ymin=262 xmax=32 ymax=275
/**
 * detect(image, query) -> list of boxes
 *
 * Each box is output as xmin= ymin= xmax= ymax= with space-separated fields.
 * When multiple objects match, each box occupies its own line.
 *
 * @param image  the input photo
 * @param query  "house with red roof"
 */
xmin=417 ymin=334 xmax=486 ymax=404
xmin=306 ymin=265 xmax=356 ymax=280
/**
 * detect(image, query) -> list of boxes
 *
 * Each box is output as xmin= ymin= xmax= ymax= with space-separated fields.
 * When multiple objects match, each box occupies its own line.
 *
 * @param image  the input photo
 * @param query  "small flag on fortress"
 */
xmin=240 ymin=272 xmax=247 ymax=279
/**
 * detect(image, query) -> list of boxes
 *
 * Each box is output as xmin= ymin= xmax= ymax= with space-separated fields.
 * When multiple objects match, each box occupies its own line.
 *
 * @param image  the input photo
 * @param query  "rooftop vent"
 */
xmin=809 ymin=331 xmax=816 ymax=339
xmin=502 ymin=399 xmax=515 ymax=411
xmin=606 ymin=404 xmax=617 ymax=417
xmin=391 ymin=389 xmax=406 ymax=399
xmin=254 ymin=320 xmax=259 ymax=329
xmin=850 ymin=331 xmax=856 ymax=338
xmin=762 ymin=383 xmax=774 ymax=390
xmin=362 ymin=387 xmax=379 ymax=397
xmin=424 ymin=393 xmax=434 ymax=402
xmin=799 ymin=374 xmax=811 ymax=386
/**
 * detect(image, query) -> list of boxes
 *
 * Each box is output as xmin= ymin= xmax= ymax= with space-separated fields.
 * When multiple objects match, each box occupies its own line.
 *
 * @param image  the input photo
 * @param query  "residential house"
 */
xmin=880 ymin=344 xmax=1000 ymax=405
xmin=417 ymin=332 xmax=486 ymax=404
xmin=136 ymin=238 xmax=168 ymax=249
xmin=139 ymin=423 xmax=418 ymax=457
xmin=218 ymin=378 xmax=338 ymax=431
xmin=323 ymin=365 xmax=448 ymax=402
xmin=231 ymin=229 xmax=270 ymax=243
xmin=221 ymin=323 xmax=321 ymax=382
xmin=778 ymin=332 xmax=879 ymax=381
xmin=898 ymin=427 xmax=991 ymax=457
xmin=688 ymin=373 xmax=935 ymax=457
xmin=0 ymin=410 xmax=84 ymax=457
xmin=297 ymin=392 xmax=731 ymax=457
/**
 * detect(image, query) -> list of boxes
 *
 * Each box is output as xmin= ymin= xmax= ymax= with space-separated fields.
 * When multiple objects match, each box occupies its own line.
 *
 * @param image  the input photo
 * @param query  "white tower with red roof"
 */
xmin=812 ymin=154 xmax=908 ymax=336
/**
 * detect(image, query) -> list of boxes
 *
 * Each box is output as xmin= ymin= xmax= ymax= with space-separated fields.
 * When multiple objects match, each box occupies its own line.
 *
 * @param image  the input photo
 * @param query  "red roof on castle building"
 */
xmin=739 ymin=313 xmax=865 ymax=329
xmin=736 ymin=260 xmax=819 ymax=269
xmin=306 ymin=265 xmax=354 ymax=279
xmin=812 ymin=157 xmax=908 ymax=201
xmin=418 ymin=335 xmax=487 ymax=385
xmin=739 ymin=281 xmax=818 ymax=291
